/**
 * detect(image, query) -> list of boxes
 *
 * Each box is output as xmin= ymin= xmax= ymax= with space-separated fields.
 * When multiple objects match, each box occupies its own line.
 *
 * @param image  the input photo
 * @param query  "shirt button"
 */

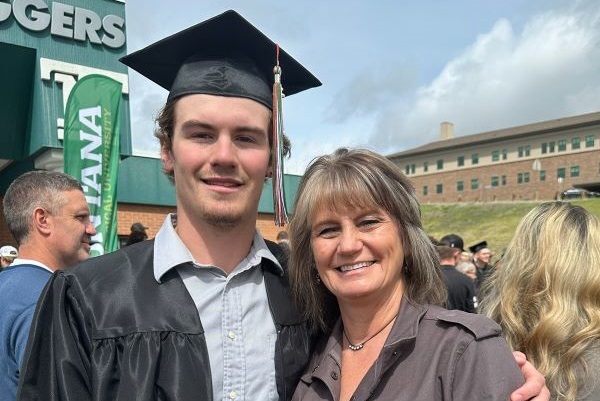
xmin=229 ymin=390 xmax=238 ymax=399
xmin=228 ymin=331 xmax=236 ymax=340
xmin=331 ymin=371 xmax=339 ymax=380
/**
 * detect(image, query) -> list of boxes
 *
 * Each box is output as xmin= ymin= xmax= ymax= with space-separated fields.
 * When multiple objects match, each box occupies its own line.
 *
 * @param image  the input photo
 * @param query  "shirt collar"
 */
xmin=153 ymin=213 xmax=283 ymax=282
xmin=10 ymin=258 xmax=53 ymax=273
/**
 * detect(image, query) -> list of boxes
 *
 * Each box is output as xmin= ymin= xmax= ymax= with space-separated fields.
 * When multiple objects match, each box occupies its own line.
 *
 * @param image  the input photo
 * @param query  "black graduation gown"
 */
xmin=17 ymin=239 xmax=315 ymax=401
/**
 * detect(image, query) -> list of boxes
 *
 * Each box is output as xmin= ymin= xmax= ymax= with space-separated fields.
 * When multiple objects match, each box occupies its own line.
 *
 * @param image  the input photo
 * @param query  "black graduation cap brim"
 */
xmin=120 ymin=10 xmax=321 ymax=108
xmin=468 ymin=241 xmax=488 ymax=254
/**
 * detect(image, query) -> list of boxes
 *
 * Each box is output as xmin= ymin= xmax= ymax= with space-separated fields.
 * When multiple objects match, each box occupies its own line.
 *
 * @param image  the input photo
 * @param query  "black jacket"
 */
xmin=440 ymin=265 xmax=476 ymax=313
xmin=18 ymin=239 xmax=316 ymax=401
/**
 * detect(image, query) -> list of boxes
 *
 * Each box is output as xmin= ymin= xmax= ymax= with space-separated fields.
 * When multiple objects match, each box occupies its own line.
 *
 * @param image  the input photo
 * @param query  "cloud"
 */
xmin=129 ymin=72 xmax=165 ymax=157
xmin=368 ymin=1 xmax=600 ymax=154
xmin=325 ymin=64 xmax=418 ymax=123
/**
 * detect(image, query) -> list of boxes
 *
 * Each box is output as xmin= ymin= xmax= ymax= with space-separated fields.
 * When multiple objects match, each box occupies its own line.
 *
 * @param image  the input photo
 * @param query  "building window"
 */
xmin=541 ymin=142 xmax=547 ymax=154
xmin=549 ymin=141 xmax=555 ymax=153
xmin=572 ymin=137 xmax=580 ymax=150
xmin=457 ymin=181 xmax=464 ymax=192
xmin=471 ymin=179 xmax=479 ymax=190
xmin=405 ymin=165 xmax=410 ymax=174
xmin=491 ymin=150 xmax=500 ymax=162
xmin=410 ymin=164 xmax=416 ymax=174
xmin=471 ymin=153 xmax=479 ymax=165
xmin=423 ymin=161 xmax=428 ymax=172
xmin=436 ymin=184 xmax=443 ymax=194
xmin=517 ymin=146 xmax=531 ymax=157
xmin=501 ymin=175 xmax=507 ymax=186
xmin=570 ymin=166 xmax=580 ymax=177
xmin=557 ymin=167 xmax=565 ymax=179
xmin=524 ymin=172 xmax=530 ymax=183
xmin=502 ymin=149 xmax=508 ymax=160
xmin=437 ymin=159 xmax=444 ymax=170
xmin=518 ymin=145 xmax=531 ymax=157
xmin=558 ymin=140 xmax=567 ymax=151
xmin=457 ymin=156 xmax=464 ymax=167
xmin=423 ymin=186 xmax=428 ymax=196
xmin=517 ymin=173 xmax=523 ymax=184
xmin=491 ymin=176 xmax=499 ymax=187
xmin=540 ymin=170 xmax=546 ymax=181
xmin=585 ymin=135 xmax=595 ymax=148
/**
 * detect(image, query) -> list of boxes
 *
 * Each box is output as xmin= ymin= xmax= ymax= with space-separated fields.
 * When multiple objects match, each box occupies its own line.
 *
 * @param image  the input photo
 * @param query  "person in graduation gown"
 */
xmin=17 ymin=10 xmax=320 ymax=401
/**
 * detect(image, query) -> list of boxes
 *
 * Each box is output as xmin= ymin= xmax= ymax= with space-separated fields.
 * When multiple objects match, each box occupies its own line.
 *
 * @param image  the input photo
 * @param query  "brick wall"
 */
xmin=117 ymin=203 xmax=176 ymax=238
xmin=256 ymin=213 xmax=287 ymax=243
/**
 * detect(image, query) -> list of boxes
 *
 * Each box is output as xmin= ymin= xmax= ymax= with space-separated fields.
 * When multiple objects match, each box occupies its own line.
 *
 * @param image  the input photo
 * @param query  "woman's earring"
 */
xmin=316 ymin=273 xmax=321 ymax=284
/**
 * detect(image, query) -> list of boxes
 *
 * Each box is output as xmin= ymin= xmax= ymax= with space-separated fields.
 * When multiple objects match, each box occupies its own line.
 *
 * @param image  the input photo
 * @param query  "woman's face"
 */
xmin=310 ymin=204 xmax=405 ymax=303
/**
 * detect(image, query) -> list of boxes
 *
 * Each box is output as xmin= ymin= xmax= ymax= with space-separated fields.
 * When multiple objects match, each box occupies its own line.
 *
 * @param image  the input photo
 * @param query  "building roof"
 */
xmin=387 ymin=111 xmax=600 ymax=159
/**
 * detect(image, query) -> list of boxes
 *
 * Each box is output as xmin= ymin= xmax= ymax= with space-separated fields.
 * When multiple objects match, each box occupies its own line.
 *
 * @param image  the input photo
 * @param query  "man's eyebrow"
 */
xmin=180 ymin=120 xmax=267 ymax=136
xmin=179 ymin=120 xmax=214 ymax=131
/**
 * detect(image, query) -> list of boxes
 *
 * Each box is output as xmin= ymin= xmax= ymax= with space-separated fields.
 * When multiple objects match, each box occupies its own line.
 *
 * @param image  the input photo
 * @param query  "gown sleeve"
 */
xmin=17 ymin=272 xmax=93 ymax=401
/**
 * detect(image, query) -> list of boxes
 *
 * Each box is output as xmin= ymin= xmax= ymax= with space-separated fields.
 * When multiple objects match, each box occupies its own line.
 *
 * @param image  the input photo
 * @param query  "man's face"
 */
xmin=48 ymin=189 xmax=96 ymax=268
xmin=476 ymin=248 xmax=492 ymax=264
xmin=162 ymin=94 xmax=272 ymax=228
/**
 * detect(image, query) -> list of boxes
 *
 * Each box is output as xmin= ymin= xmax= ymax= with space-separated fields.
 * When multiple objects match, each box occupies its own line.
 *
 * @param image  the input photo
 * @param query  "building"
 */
xmin=0 ymin=1 xmax=298 ymax=247
xmin=387 ymin=113 xmax=600 ymax=203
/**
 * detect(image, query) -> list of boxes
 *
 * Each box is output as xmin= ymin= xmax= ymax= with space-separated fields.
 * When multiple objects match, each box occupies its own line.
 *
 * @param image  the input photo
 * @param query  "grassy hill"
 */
xmin=421 ymin=199 xmax=600 ymax=259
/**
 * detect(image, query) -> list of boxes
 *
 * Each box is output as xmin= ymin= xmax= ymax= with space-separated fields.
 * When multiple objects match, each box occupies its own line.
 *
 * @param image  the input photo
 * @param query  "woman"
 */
xmin=480 ymin=202 xmax=600 ymax=401
xmin=288 ymin=148 xmax=525 ymax=401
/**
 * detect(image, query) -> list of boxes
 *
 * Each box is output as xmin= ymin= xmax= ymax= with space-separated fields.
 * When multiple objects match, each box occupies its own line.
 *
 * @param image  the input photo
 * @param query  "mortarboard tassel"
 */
xmin=272 ymin=45 xmax=288 ymax=226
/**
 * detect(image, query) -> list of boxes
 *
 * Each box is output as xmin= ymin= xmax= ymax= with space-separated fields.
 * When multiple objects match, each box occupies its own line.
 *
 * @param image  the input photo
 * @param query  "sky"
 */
xmin=124 ymin=0 xmax=600 ymax=175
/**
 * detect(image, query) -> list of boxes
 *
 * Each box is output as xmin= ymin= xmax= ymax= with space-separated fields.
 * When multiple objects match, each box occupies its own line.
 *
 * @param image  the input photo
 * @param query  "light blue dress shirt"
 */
xmin=153 ymin=214 xmax=282 ymax=401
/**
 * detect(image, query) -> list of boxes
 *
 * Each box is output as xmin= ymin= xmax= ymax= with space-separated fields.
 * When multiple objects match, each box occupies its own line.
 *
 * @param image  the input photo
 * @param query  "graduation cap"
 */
xmin=468 ymin=241 xmax=488 ymax=254
xmin=439 ymin=234 xmax=464 ymax=251
xmin=119 ymin=9 xmax=321 ymax=106
xmin=120 ymin=10 xmax=321 ymax=226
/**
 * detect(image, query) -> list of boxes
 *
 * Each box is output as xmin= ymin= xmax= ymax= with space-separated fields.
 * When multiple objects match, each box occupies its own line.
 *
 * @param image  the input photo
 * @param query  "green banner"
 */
xmin=64 ymin=74 xmax=122 ymax=256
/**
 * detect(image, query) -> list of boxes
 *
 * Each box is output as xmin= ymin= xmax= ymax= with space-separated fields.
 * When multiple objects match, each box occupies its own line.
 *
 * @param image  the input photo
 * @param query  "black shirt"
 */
xmin=440 ymin=265 xmax=476 ymax=313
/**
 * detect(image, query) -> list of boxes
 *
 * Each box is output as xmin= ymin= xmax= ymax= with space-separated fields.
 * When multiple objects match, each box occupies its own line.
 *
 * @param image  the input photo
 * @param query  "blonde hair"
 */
xmin=480 ymin=201 xmax=600 ymax=401
xmin=288 ymin=148 xmax=446 ymax=331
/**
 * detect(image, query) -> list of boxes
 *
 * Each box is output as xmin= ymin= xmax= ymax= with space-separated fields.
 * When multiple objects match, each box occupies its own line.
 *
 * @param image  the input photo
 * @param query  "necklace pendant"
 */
xmin=348 ymin=342 xmax=364 ymax=351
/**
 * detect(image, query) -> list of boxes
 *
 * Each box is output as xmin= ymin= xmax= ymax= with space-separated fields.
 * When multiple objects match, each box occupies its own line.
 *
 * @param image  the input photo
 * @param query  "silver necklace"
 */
xmin=342 ymin=315 xmax=397 ymax=351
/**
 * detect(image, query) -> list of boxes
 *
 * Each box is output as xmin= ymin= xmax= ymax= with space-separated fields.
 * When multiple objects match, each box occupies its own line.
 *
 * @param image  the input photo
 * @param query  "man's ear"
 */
xmin=161 ymin=147 xmax=174 ymax=175
xmin=33 ymin=207 xmax=52 ymax=235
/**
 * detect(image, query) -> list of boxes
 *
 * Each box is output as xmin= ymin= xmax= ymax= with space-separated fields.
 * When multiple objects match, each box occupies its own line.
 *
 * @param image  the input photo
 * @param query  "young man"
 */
xmin=0 ymin=171 xmax=96 ymax=401
xmin=470 ymin=240 xmax=494 ymax=293
xmin=18 ymin=10 xmax=320 ymax=401
xmin=18 ymin=10 xmax=548 ymax=401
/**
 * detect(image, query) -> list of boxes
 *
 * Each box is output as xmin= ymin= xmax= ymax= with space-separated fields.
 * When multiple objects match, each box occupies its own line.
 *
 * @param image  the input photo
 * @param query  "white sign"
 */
xmin=0 ymin=0 xmax=126 ymax=49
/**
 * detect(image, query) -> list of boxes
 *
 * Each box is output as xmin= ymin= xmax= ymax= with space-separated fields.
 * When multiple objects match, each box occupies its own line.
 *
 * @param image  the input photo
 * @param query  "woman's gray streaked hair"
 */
xmin=288 ymin=148 xmax=446 ymax=331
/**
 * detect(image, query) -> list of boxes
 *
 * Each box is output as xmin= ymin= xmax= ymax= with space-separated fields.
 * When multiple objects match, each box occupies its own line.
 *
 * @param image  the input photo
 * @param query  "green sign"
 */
xmin=64 ymin=74 xmax=122 ymax=256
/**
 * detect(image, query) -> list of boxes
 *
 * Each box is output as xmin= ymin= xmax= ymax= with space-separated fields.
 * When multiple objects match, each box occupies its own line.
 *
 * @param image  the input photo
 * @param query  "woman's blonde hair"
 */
xmin=480 ymin=201 xmax=600 ymax=401
xmin=288 ymin=148 xmax=446 ymax=331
